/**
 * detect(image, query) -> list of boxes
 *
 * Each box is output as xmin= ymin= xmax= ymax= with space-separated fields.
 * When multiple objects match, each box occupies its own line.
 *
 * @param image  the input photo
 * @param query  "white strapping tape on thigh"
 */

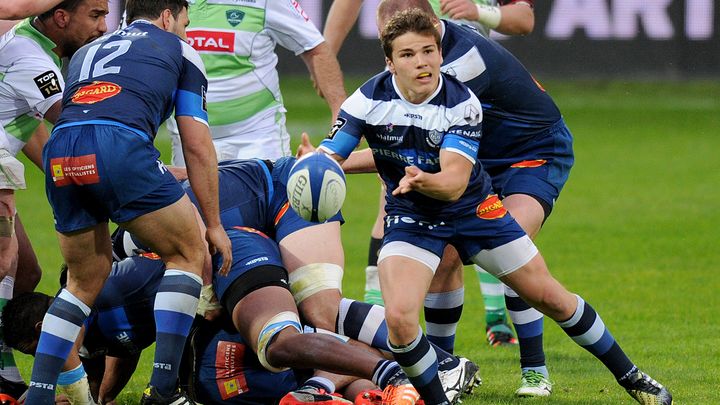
xmin=288 ymin=263 xmax=343 ymax=305
xmin=378 ymin=241 xmax=441 ymax=273
xmin=257 ymin=311 xmax=302 ymax=372
xmin=470 ymin=235 xmax=538 ymax=278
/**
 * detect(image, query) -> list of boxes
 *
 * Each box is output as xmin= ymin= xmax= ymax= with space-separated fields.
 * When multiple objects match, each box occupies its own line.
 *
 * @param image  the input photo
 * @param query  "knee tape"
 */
xmin=257 ymin=311 xmax=301 ymax=373
xmin=0 ymin=216 xmax=14 ymax=237
xmin=288 ymin=263 xmax=343 ymax=305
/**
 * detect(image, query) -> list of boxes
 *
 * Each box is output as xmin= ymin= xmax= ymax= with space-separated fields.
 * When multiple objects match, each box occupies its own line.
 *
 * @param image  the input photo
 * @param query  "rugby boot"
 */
xmin=140 ymin=385 xmax=196 ymax=405
xmin=438 ymin=357 xmax=481 ymax=404
xmin=622 ymin=371 xmax=673 ymax=405
xmin=485 ymin=321 xmax=518 ymax=346
xmin=515 ymin=370 xmax=552 ymax=397
xmin=279 ymin=385 xmax=353 ymax=404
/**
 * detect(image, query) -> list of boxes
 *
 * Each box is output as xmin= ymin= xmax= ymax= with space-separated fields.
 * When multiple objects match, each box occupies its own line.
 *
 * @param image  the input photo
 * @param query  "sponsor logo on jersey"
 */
xmin=138 ymin=252 xmax=161 ymax=260
xmin=33 ymin=71 xmax=61 ymax=99
xmin=464 ymin=104 xmax=481 ymax=126
xmin=50 ymin=155 xmax=101 ymax=187
xmin=226 ymin=9 xmax=245 ymax=26
xmin=291 ymin=0 xmax=311 ymax=22
xmin=215 ymin=341 xmax=248 ymax=400
xmin=187 ymin=30 xmax=235 ymax=53
xmin=510 ymin=159 xmax=547 ymax=168
xmin=404 ymin=113 xmax=422 ymax=120
xmin=327 ymin=117 xmax=346 ymax=139
xmin=71 ymin=81 xmax=122 ymax=104
xmin=476 ymin=194 xmax=507 ymax=220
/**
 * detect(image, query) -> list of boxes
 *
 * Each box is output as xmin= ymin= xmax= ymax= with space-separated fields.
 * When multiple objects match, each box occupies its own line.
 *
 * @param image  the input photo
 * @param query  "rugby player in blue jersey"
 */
xmin=311 ymin=8 xmax=673 ymax=405
xmin=32 ymin=1 xmax=233 ymax=404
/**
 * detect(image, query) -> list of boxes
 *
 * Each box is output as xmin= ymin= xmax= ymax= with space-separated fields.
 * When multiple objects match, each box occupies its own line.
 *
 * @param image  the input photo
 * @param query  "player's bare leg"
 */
xmin=496 ymin=253 xmax=672 ymax=404
xmin=379 ymin=254 xmax=442 ymax=404
xmin=280 ymin=222 xmax=344 ymax=331
xmin=501 ymin=194 xmax=552 ymax=396
xmin=121 ymin=195 xmax=206 ymax=400
xmin=0 ymin=190 xmax=26 ymax=395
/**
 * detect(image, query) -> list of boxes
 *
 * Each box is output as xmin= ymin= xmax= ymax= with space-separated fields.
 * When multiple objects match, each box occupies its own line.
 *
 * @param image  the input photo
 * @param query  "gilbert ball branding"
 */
xmin=287 ymin=152 xmax=346 ymax=222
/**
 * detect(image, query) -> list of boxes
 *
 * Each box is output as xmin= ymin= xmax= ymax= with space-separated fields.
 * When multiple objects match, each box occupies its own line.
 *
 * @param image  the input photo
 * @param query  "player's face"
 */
xmin=168 ymin=7 xmax=190 ymax=40
xmin=386 ymin=31 xmax=442 ymax=104
xmin=63 ymin=0 xmax=109 ymax=56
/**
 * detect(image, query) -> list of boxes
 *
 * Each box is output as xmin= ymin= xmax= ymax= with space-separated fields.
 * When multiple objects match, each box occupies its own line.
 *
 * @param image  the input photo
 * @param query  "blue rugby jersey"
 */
xmin=440 ymin=20 xmax=561 ymax=159
xmin=55 ymin=20 xmax=208 ymax=140
xmin=320 ymin=72 xmax=493 ymax=216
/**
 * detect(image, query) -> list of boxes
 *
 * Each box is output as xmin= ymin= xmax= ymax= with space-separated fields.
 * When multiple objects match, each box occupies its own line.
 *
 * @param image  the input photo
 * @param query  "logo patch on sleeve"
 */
xmin=33 ymin=71 xmax=62 ymax=99
xmin=327 ymin=117 xmax=347 ymax=139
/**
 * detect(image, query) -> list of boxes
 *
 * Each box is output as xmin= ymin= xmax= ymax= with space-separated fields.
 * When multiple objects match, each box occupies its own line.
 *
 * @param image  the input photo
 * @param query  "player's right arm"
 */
xmin=0 ymin=0 xmax=63 ymax=19
xmin=323 ymin=0 xmax=364 ymax=55
xmin=175 ymin=41 xmax=232 ymax=275
xmin=97 ymin=354 xmax=142 ymax=404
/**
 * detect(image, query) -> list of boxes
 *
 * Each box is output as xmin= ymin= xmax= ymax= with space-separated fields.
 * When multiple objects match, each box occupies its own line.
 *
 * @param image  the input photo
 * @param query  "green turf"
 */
xmin=12 ymin=78 xmax=720 ymax=404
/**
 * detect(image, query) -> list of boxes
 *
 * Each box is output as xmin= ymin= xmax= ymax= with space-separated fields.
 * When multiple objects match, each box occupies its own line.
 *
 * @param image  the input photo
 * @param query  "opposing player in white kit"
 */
xmin=168 ymin=0 xmax=346 ymax=164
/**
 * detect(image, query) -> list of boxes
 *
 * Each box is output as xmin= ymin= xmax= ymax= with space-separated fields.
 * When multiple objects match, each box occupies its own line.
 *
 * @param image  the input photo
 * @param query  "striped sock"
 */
xmin=424 ymin=287 xmax=464 ymax=354
xmin=337 ymin=298 xmax=458 ymax=371
xmin=150 ymin=270 xmax=201 ymax=395
xmin=26 ymin=289 xmax=90 ymax=405
xmin=389 ymin=328 xmax=448 ymax=405
xmin=337 ymin=298 xmax=390 ymax=354
xmin=0 ymin=276 xmax=23 ymax=383
xmin=371 ymin=359 xmax=402 ymax=389
xmin=505 ymin=286 xmax=547 ymax=376
xmin=558 ymin=295 xmax=635 ymax=380
xmin=475 ymin=266 xmax=506 ymax=324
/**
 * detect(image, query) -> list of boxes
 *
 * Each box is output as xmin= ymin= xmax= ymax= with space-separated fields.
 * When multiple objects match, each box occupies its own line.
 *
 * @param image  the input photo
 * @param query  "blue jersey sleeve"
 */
xmin=175 ymin=40 xmax=208 ymax=125
xmin=318 ymin=105 xmax=365 ymax=158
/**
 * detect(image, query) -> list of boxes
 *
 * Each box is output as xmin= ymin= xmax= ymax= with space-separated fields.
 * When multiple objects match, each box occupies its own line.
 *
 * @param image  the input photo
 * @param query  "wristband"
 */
xmin=475 ymin=4 xmax=502 ymax=29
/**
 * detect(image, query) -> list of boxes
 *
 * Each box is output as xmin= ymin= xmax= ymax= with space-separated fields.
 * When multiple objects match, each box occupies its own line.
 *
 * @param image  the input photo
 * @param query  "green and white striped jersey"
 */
xmin=0 ymin=19 xmax=63 ymax=156
xmin=181 ymin=0 xmax=324 ymax=141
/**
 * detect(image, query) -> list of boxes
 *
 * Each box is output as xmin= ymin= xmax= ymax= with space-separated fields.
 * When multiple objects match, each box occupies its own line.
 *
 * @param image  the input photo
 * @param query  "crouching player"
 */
xmin=3 ymin=253 xmax=380 ymax=404
xmin=311 ymin=9 xmax=672 ymax=405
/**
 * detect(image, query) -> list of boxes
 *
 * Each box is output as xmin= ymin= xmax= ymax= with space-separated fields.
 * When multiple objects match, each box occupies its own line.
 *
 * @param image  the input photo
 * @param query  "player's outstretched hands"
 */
xmin=392 ymin=165 xmax=424 ymax=196
xmin=440 ymin=0 xmax=480 ymax=20
xmin=206 ymin=225 xmax=233 ymax=276
xmin=296 ymin=132 xmax=317 ymax=157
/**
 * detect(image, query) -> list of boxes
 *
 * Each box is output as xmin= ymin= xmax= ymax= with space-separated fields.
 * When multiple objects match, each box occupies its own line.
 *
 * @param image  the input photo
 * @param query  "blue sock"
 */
xmin=371 ymin=359 xmax=402 ymax=389
xmin=26 ymin=290 xmax=90 ymax=405
xmin=389 ymin=328 xmax=448 ymax=405
xmin=506 ymin=288 xmax=547 ymax=376
xmin=558 ymin=295 xmax=635 ymax=380
xmin=150 ymin=270 xmax=201 ymax=395
xmin=424 ymin=288 xmax=463 ymax=354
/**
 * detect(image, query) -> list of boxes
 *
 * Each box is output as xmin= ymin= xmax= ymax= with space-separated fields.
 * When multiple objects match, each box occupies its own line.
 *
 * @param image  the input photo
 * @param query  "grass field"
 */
xmin=13 ymin=78 xmax=720 ymax=404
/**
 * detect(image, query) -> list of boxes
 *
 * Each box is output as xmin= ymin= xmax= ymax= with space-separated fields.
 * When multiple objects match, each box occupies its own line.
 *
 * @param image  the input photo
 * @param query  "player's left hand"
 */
xmin=440 ymin=0 xmax=480 ymax=20
xmin=392 ymin=165 xmax=423 ymax=196
xmin=206 ymin=225 xmax=233 ymax=276
xmin=296 ymin=132 xmax=317 ymax=157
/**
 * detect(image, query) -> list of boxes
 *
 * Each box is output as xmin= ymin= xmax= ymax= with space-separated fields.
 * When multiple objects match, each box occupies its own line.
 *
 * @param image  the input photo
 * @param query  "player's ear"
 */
xmin=386 ymin=57 xmax=395 ymax=74
xmin=34 ymin=321 xmax=43 ymax=334
xmin=53 ymin=9 xmax=70 ymax=29
xmin=160 ymin=8 xmax=173 ymax=31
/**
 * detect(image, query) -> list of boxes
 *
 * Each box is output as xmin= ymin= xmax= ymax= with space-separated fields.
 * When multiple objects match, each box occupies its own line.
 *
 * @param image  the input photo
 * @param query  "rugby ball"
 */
xmin=286 ymin=152 xmax=346 ymax=222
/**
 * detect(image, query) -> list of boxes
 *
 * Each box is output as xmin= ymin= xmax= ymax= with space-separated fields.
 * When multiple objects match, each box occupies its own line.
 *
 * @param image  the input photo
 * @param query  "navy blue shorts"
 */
xmin=212 ymin=228 xmax=286 ymax=303
xmin=481 ymin=119 xmax=574 ymax=210
xmin=44 ymin=123 xmax=184 ymax=233
xmin=382 ymin=194 xmax=527 ymax=266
